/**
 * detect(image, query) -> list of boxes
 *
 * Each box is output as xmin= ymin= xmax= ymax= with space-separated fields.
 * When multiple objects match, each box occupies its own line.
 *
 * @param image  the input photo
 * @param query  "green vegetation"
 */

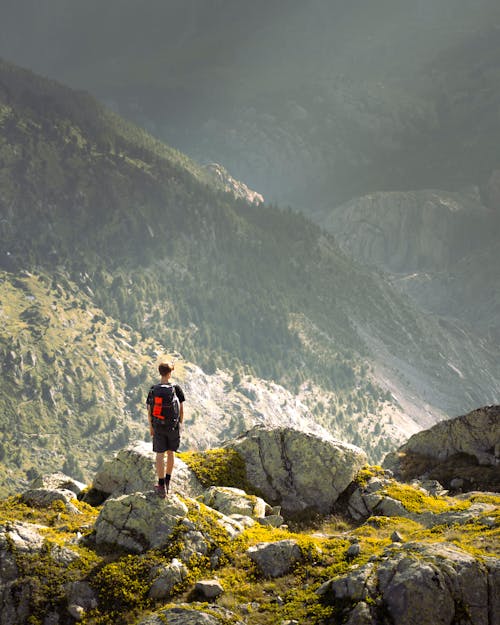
xmin=178 ymin=448 xmax=250 ymax=491
xmin=383 ymin=483 xmax=472 ymax=514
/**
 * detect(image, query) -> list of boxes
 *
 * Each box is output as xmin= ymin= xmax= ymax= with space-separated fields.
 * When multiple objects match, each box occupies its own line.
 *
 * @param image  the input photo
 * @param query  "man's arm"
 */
xmin=148 ymin=404 xmax=154 ymax=436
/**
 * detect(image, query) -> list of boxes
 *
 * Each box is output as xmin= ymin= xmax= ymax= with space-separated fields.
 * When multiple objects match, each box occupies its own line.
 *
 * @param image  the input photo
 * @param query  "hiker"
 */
xmin=146 ymin=361 xmax=185 ymax=497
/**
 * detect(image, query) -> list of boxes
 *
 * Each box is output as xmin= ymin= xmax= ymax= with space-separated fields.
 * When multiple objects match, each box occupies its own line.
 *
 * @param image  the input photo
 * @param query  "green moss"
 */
xmin=178 ymin=448 xmax=254 ymax=492
xmin=354 ymin=464 xmax=385 ymax=487
xmin=383 ymin=483 xmax=472 ymax=514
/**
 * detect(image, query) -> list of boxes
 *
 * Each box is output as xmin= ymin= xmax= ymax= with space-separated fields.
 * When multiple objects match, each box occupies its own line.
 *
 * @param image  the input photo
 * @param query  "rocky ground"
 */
xmin=0 ymin=412 xmax=498 ymax=625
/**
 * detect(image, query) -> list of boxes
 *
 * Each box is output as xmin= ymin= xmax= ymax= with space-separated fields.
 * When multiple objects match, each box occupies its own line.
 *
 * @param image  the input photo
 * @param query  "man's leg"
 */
xmin=165 ymin=451 xmax=175 ymax=492
xmin=156 ymin=452 xmax=166 ymax=479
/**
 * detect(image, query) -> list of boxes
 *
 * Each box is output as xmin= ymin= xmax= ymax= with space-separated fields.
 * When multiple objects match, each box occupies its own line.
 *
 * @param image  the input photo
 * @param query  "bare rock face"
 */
xmin=383 ymin=405 xmax=500 ymax=491
xmin=320 ymin=188 xmax=494 ymax=273
xmin=226 ymin=426 xmax=367 ymax=514
xmin=91 ymin=440 xmax=203 ymax=499
xmin=318 ymin=542 xmax=499 ymax=625
xmin=204 ymin=163 xmax=264 ymax=205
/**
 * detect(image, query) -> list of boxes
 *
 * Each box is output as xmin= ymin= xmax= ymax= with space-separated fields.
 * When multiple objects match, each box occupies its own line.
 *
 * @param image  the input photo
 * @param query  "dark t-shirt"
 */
xmin=146 ymin=383 xmax=185 ymax=408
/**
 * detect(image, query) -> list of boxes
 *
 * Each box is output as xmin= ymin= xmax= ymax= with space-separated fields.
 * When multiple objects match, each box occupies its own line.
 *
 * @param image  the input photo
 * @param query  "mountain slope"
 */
xmin=1 ymin=59 xmax=499 ymax=494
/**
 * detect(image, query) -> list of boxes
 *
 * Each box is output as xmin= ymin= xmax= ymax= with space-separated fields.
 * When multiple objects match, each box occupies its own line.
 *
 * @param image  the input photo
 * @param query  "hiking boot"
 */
xmin=155 ymin=483 xmax=167 ymax=499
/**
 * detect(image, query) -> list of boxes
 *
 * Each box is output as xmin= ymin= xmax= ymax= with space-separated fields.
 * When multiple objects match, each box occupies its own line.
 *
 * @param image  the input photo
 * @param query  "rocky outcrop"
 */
xmin=383 ymin=405 xmax=500 ymax=491
xmin=320 ymin=188 xmax=495 ymax=274
xmin=247 ymin=539 xmax=303 ymax=578
xmin=203 ymin=163 xmax=264 ymax=205
xmin=317 ymin=541 xmax=499 ymax=625
xmin=90 ymin=440 xmax=204 ymax=500
xmin=226 ymin=425 xmax=367 ymax=514
xmin=347 ymin=475 xmax=495 ymax=527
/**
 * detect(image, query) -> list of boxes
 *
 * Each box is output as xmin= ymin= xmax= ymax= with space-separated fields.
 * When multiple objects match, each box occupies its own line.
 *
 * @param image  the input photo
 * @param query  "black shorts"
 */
xmin=153 ymin=426 xmax=180 ymax=453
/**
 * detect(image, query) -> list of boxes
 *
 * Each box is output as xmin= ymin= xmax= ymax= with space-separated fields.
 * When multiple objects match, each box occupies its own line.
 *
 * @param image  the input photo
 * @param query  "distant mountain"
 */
xmin=318 ymin=188 xmax=500 ymax=344
xmin=1 ymin=59 xmax=499 ymax=494
xmin=2 ymin=1 xmax=499 ymax=210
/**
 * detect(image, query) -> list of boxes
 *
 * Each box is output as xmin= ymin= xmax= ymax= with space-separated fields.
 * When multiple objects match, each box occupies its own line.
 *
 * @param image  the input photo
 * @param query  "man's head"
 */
xmin=158 ymin=362 xmax=174 ymax=377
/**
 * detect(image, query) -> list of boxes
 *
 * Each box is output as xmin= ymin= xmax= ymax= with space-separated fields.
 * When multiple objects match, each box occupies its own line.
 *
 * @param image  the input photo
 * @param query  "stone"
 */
xmin=94 ymin=492 xmax=188 ymax=553
xmin=384 ymin=406 xmax=500 ymax=471
xmin=226 ymin=425 xmax=367 ymax=514
xmin=21 ymin=488 xmax=80 ymax=513
xmin=346 ymin=543 xmax=361 ymax=559
xmin=345 ymin=601 xmax=373 ymax=625
xmin=31 ymin=472 xmax=86 ymax=495
xmin=148 ymin=559 xmax=188 ymax=600
xmin=247 ymin=539 xmax=303 ymax=577
xmin=65 ymin=581 xmax=98 ymax=619
xmin=257 ymin=514 xmax=284 ymax=528
xmin=92 ymin=440 xmax=204 ymax=499
xmin=201 ymin=486 xmax=268 ymax=519
xmin=137 ymin=604 xmax=245 ymax=625
xmin=391 ymin=530 xmax=404 ymax=543
xmin=194 ymin=579 xmax=224 ymax=599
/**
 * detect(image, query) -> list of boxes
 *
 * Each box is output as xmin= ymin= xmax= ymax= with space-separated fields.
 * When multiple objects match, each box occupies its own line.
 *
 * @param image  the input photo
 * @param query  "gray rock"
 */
xmin=31 ymin=472 xmax=86 ymax=495
xmin=148 ymin=559 xmax=188 ymax=600
xmin=201 ymin=486 xmax=268 ymax=519
xmin=257 ymin=514 xmax=285 ymax=528
xmin=391 ymin=530 xmax=404 ymax=543
xmin=194 ymin=579 xmax=224 ymax=599
xmin=65 ymin=581 xmax=97 ymax=620
xmin=178 ymin=530 xmax=210 ymax=562
xmin=384 ymin=405 xmax=500 ymax=470
xmin=345 ymin=601 xmax=373 ymax=625
xmin=226 ymin=425 xmax=367 ymax=514
xmin=319 ymin=542 xmax=497 ymax=625
xmin=247 ymin=539 xmax=303 ymax=577
xmin=346 ymin=543 xmax=361 ymax=559
xmin=92 ymin=440 xmax=203 ymax=499
xmin=450 ymin=477 xmax=464 ymax=490
xmin=94 ymin=492 xmax=188 ymax=553
xmin=137 ymin=604 xmax=245 ymax=625
xmin=21 ymin=488 xmax=80 ymax=513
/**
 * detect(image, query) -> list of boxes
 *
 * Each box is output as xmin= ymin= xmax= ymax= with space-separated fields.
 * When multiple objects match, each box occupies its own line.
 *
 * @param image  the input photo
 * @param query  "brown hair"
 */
xmin=158 ymin=362 xmax=174 ymax=376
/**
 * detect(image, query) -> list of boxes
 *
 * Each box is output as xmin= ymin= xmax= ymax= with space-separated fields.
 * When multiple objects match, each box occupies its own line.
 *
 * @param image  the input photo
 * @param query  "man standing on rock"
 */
xmin=146 ymin=362 xmax=185 ymax=497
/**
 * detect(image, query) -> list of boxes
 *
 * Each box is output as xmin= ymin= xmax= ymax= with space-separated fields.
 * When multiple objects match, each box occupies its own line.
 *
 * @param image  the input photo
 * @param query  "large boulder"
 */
xmin=94 ymin=492 xmax=188 ymax=553
xmin=91 ymin=440 xmax=203 ymax=499
xmin=21 ymin=488 xmax=80 ymax=513
xmin=317 ymin=542 xmax=499 ymax=625
xmin=383 ymin=406 xmax=500 ymax=491
xmin=226 ymin=426 xmax=367 ymax=514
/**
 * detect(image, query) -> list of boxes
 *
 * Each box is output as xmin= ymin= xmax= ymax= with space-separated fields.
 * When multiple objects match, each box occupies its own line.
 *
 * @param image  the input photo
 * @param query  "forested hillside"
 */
xmin=1 ymin=59 xmax=499 ymax=493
